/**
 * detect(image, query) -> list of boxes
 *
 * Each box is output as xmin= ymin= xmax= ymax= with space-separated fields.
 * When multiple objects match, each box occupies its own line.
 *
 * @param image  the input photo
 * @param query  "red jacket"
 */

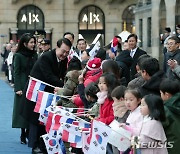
xmin=97 ymin=98 xmax=114 ymax=125
xmin=73 ymin=69 xmax=102 ymax=107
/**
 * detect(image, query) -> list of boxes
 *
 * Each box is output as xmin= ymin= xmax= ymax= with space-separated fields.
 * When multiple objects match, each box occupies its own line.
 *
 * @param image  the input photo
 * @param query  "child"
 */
xmin=140 ymin=94 xmax=168 ymax=154
xmin=96 ymin=72 xmax=119 ymax=125
xmin=160 ymin=79 xmax=180 ymax=154
xmin=111 ymin=85 xmax=129 ymax=123
xmin=122 ymin=88 xmax=143 ymax=136
xmin=110 ymin=85 xmax=130 ymax=154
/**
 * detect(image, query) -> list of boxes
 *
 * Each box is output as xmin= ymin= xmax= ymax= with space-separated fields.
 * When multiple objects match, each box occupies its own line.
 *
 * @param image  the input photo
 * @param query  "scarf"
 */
xmin=18 ymin=48 xmax=37 ymax=76
xmin=96 ymin=91 xmax=108 ymax=104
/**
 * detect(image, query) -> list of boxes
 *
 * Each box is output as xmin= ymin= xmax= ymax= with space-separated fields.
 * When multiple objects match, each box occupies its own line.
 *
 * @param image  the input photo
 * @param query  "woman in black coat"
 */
xmin=12 ymin=33 xmax=37 ymax=144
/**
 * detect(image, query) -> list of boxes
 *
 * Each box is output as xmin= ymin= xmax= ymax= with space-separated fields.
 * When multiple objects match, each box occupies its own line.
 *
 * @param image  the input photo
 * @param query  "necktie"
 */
xmin=130 ymin=50 xmax=134 ymax=58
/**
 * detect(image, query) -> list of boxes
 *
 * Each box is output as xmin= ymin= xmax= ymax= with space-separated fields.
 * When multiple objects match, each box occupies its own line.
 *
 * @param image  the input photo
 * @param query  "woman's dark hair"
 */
xmin=99 ymin=72 xmax=119 ymax=100
xmin=111 ymin=85 xmax=127 ymax=99
xmin=16 ymin=33 xmax=36 ymax=52
xmin=102 ymin=59 xmax=121 ymax=79
xmin=85 ymin=82 xmax=99 ymax=101
xmin=143 ymin=94 xmax=166 ymax=122
xmin=160 ymin=79 xmax=180 ymax=95
xmin=57 ymin=38 xmax=72 ymax=48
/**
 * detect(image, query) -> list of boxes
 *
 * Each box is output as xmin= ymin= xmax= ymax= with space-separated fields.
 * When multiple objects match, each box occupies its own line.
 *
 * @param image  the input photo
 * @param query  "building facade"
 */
xmin=0 ymin=0 xmax=137 ymax=48
xmin=0 ymin=0 xmax=179 ymax=60
xmin=135 ymin=0 xmax=180 ymax=59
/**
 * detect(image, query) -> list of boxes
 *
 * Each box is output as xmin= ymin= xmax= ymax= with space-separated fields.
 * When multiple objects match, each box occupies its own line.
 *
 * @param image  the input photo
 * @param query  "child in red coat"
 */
xmin=96 ymin=72 xmax=119 ymax=125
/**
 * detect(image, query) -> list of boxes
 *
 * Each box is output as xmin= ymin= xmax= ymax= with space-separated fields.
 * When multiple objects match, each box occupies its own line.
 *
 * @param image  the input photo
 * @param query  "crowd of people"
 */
xmin=0 ymin=27 xmax=180 ymax=154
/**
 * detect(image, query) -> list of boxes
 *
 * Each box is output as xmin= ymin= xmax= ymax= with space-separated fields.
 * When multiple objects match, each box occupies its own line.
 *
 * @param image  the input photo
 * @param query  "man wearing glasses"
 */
xmin=165 ymin=36 xmax=180 ymax=80
xmin=21 ymin=38 xmax=72 ymax=154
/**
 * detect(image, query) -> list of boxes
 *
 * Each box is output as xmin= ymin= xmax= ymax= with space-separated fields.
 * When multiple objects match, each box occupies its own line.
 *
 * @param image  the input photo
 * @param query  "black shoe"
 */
xmin=32 ymin=147 xmax=43 ymax=154
xmin=20 ymin=136 xmax=27 ymax=144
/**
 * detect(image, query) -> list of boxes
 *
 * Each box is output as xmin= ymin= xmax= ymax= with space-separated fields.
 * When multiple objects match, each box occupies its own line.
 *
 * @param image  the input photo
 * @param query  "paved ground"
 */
xmin=0 ymin=78 xmax=31 ymax=154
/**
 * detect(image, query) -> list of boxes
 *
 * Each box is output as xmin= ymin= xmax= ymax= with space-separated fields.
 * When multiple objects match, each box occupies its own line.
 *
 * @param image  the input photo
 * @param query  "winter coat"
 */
xmin=140 ymin=71 xmax=166 ymax=97
xmin=140 ymin=117 xmax=168 ymax=154
xmin=128 ymin=73 xmax=145 ymax=89
xmin=162 ymin=93 xmax=180 ymax=154
xmin=21 ymin=49 xmax=68 ymax=125
xmin=172 ymin=65 xmax=180 ymax=79
xmin=96 ymin=98 xmax=114 ymax=125
xmin=126 ymin=106 xmax=143 ymax=136
xmin=57 ymin=70 xmax=81 ymax=96
xmin=165 ymin=49 xmax=180 ymax=81
xmin=73 ymin=69 xmax=102 ymax=107
xmin=130 ymin=47 xmax=146 ymax=80
xmin=12 ymin=51 xmax=37 ymax=128
xmin=115 ymin=50 xmax=133 ymax=84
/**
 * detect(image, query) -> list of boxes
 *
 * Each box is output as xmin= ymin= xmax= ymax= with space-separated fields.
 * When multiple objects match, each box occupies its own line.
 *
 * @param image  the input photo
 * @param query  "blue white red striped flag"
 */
xmin=34 ymin=91 xmax=60 ymax=113
xmin=26 ymin=77 xmax=46 ymax=102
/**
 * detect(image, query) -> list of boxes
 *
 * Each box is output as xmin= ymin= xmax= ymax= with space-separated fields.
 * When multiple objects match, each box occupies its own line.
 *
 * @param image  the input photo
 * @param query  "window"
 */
xmin=17 ymin=5 xmax=44 ymax=30
xmin=122 ymin=5 xmax=136 ymax=33
xmin=139 ymin=19 xmax=143 ymax=47
xmin=79 ymin=5 xmax=104 ymax=30
xmin=147 ymin=17 xmax=151 ymax=47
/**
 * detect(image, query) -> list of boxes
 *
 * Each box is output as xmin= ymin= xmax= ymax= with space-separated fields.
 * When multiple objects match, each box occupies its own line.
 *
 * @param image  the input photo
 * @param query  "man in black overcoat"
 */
xmin=21 ymin=38 xmax=72 ymax=153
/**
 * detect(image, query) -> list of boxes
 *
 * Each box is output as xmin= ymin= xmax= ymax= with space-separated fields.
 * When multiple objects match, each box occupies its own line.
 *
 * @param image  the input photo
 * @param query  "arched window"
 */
xmin=79 ymin=5 xmax=105 ymax=30
xmin=122 ymin=5 xmax=136 ymax=33
xmin=78 ymin=5 xmax=105 ymax=44
xmin=17 ymin=5 xmax=44 ymax=30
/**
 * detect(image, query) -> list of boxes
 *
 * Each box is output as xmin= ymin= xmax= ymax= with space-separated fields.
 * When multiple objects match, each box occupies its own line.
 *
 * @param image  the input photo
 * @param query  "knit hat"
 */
xmin=164 ymin=27 xmax=171 ymax=33
xmin=86 ymin=58 xmax=101 ymax=71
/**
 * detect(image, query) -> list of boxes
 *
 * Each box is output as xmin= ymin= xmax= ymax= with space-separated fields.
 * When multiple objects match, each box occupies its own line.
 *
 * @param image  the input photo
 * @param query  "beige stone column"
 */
xmin=165 ymin=0 xmax=176 ymax=33
xmin=10 ymin=28 xmax=18 ymax=43
xmin=44 ymin=28 xmax=53 ymax=40
xmin=151 ymin=0 xmax=161 ymax=60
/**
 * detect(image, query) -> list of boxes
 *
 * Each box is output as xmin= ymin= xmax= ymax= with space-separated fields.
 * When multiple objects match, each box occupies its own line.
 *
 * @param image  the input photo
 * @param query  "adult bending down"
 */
xmin=21 ymin=38 xmax=71 ymax=153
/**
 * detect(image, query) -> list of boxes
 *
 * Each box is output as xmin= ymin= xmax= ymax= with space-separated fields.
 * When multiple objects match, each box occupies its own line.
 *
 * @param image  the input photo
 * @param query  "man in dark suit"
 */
xmin=127 ymin=34 xmax=147 ymax=80
xmin=21 ymin=38 xmax=72 ymax=154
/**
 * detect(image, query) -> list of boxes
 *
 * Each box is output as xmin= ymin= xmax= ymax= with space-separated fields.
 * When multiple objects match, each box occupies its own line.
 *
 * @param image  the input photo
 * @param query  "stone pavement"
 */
xmin=0 ymin=79 xmax=31 ymax=154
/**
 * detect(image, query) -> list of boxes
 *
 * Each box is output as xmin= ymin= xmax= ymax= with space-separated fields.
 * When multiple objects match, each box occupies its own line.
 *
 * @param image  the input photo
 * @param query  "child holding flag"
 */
xmin=96 ymin=72 xmax=119 ymax=125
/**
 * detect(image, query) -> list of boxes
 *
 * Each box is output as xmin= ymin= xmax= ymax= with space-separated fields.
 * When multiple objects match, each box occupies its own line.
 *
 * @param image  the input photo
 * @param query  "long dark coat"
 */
xmin=12 ymin=52 xmax=37 ymax=128
xmin=21 ymin=49 xmax=68 ymax=125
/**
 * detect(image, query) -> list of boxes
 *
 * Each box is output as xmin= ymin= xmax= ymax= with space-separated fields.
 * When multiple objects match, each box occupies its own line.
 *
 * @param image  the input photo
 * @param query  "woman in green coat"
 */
xmin=160 ymin=79 xmax=180 ymax=154
xmin=12 ymin=33 xmax=37 ymax=144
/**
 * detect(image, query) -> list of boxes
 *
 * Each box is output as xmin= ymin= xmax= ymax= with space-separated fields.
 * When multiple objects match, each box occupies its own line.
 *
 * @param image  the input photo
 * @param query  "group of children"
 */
xmin=53 ymin=53 xmax=180 ymax=154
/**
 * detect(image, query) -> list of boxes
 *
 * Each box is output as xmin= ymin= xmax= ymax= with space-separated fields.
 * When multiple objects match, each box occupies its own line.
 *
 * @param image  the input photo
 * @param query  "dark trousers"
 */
xmin=28 ymin=123 xmax=46 ymax=151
